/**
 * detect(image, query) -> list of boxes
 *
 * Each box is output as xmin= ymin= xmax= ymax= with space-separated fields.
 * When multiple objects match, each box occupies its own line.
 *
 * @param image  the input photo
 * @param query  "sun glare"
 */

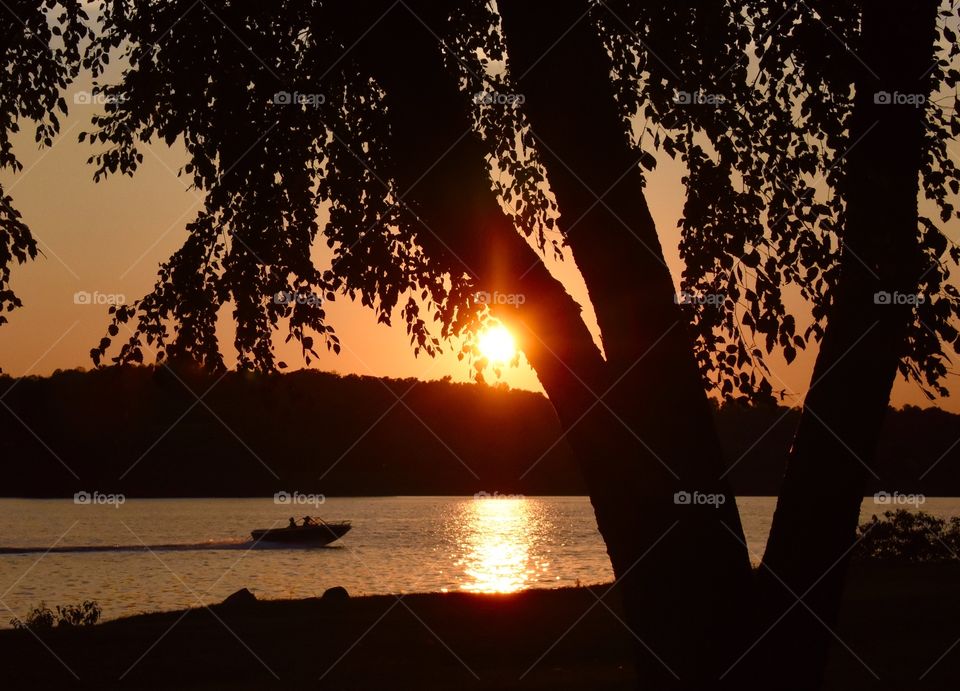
xmin=477 ymin=325 xmax=516 ymax=364
xmin=459 ymin=496 xmax=536 ymax=593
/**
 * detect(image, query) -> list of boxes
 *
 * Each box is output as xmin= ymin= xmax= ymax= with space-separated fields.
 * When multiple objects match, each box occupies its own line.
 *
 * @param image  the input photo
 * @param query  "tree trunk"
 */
xmin=496 ymin=1 xmax=754 ymax=685
xmin=751 ymin=2 xmax=939 ymax=688
xmin=328 ymin=1 xmax=753 ymax=685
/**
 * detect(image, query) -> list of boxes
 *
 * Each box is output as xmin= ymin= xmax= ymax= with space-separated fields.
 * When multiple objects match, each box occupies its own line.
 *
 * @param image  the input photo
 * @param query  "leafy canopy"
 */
xmin=2 ymin=1 xmax=959 ymax=400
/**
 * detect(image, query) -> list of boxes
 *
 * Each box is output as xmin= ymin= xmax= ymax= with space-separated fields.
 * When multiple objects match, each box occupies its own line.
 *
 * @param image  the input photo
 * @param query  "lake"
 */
xmin=1 ymin=496 xmax=956 ymax=627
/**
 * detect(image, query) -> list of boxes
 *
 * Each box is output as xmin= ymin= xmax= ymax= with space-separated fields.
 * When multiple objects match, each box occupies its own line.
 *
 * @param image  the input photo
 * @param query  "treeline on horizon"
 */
xmin=0 ymin=366 xmax=958 ymax=498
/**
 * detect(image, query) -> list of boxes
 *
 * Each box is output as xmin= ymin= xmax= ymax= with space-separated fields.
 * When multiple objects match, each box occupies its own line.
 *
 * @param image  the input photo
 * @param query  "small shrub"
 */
xmin=10 ymin=600 xmax=101 ymax=632
xmin=854 ymin=510 xmax=960 ymax=563
xmin=10 ymin=603 xmax=56 ymax=632
xmin=55 ymin=600 xmax=102 ymax=628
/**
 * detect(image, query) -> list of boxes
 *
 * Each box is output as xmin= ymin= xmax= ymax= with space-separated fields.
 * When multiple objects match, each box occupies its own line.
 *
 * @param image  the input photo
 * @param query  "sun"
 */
xmin=477 ymin=324 xmax=516 ymax=364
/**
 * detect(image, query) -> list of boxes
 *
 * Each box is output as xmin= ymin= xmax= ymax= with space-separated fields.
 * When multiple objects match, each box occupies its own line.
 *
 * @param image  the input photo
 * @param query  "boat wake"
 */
xmin=0 ymin=539 xmax=345 ymax=554
xmin=0 ymin=539 xmax=254 ymax=555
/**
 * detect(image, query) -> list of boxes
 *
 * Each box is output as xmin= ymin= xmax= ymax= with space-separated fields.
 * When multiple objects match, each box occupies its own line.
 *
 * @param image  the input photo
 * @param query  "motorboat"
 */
xmin=251 ymin=518 xmax=351 ymax=545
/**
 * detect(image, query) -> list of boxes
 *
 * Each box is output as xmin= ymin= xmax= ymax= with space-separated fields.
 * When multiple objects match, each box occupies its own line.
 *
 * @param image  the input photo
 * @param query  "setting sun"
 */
xmin=477 ymin=325 xmax=517 ymax=364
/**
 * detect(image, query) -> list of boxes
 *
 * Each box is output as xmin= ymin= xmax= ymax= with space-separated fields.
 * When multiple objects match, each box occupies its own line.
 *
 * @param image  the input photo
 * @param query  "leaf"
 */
xmin=639 ymin=151 xmax=657 ymax=171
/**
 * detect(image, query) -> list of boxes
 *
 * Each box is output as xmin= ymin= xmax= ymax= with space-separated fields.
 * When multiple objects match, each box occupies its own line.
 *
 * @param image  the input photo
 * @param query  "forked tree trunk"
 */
xmin=497 ymin=1 xmax=753 ymax=685
xmin=749 ymin=2 xmax=939 ymax=688
xmin=327 ymin=1 xmax=752 ymax=686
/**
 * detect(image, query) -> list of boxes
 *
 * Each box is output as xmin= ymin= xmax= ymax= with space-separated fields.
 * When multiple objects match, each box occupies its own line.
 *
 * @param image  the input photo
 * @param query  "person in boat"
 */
xmin=301 ymin=515 xmax=315 ymax=527
xmin=288 ymin=517 xmax=297 ymax=529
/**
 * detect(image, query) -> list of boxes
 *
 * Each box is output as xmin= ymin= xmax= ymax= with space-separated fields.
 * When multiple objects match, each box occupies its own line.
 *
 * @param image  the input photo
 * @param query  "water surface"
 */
xmin=0 ymin=496 xmax=956 ymax=626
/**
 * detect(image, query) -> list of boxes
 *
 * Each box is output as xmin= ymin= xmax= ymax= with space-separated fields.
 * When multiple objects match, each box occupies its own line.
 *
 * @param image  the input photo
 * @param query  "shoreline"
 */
xmin=1 ymin=563 xmax=958 ymax=689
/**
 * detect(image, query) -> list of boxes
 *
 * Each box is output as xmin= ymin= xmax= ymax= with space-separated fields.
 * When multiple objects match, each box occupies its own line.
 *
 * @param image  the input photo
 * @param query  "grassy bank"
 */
xmin=1 ymin=563 xmax=958 ymax=689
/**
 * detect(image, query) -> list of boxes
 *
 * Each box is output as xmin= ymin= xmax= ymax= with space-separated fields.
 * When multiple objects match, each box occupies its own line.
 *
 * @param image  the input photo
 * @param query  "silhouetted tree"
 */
xmin=746 ymin=2 xmax=943 ymax=687
xmin=536 ymin=2 xmax=951 ymax=687
xmin=3 ymin=1 xmax=960 ymax=688
xmin=0 ymin=1 xmax=87 ymax=346
xmin=493 ymin=2 xmax=756 ymax=683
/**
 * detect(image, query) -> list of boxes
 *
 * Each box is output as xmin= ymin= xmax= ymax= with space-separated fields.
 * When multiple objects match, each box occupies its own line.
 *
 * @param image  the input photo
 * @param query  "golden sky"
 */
xmin=0 ymin=76 xmax=956 ymax=413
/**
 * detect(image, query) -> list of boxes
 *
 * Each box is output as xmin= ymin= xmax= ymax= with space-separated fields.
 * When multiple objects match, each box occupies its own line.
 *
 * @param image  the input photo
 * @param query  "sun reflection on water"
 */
xmin=456 ymin=496 xmax=548 ymax=593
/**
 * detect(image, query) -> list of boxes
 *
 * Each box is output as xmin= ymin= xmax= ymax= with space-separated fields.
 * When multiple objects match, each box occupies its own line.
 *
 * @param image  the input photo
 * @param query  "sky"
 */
xmin=0 ymin=72 xmax=957 ymax=413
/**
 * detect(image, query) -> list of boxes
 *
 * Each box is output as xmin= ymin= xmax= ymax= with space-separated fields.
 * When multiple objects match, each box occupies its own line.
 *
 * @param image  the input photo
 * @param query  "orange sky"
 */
xmin=0 ymin=76 xmax=957 ymax=412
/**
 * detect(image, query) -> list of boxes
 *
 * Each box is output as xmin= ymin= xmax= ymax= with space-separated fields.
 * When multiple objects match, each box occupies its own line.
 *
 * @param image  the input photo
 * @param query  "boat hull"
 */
xmin=251 ymin=523 xmax=351 ymax=546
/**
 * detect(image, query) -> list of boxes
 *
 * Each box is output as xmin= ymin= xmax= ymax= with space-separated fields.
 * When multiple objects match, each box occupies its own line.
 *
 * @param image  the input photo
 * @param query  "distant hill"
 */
xmin=717 ymin=402 xmax=960 ymax=497
xmin=1 ymin=366 xmax=958 ymax=497
xmin=0 ymin=367 xmax=582 ymax=497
